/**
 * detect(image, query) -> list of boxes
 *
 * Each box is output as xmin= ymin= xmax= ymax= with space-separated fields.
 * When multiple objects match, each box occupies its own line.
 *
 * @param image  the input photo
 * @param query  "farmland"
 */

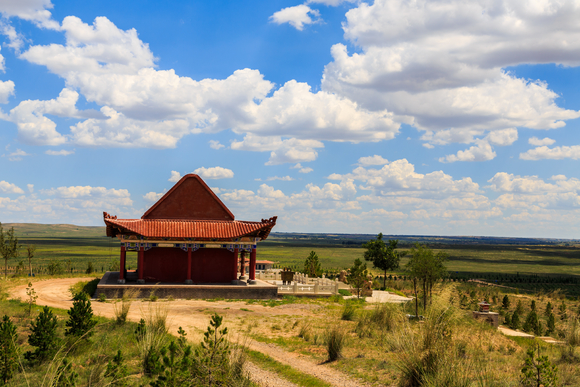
xmin=4 ymin=223 xmax=580 ymax=295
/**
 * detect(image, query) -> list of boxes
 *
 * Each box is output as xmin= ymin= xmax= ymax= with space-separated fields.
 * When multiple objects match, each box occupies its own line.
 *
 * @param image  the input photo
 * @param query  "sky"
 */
xmin=1 ymin=0 xmax=580 ymax=238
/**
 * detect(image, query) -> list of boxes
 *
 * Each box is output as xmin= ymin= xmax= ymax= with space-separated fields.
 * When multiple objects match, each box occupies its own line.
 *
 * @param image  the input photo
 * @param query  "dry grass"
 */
xmin=113 ymin=287 xmax=140 ymax=324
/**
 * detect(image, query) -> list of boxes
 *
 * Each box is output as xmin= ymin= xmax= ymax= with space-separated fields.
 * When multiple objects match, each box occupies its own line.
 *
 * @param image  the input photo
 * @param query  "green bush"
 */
xmin=341 ymin=301 xmax=356 ymax=321
xmin=0 ymin=315 xmax=19 ymax=384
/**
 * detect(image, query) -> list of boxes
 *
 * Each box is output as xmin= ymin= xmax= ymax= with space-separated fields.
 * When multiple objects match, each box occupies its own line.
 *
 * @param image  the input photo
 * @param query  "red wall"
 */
xmin=192 ymin=248 xmax=237 ymax=283
xmin=142 ymin=247 xmax=236 ymax=283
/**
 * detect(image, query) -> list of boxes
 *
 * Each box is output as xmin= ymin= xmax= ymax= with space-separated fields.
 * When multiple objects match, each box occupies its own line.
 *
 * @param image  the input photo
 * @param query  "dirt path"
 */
xmin=10 ymin=278 xmax=371 ymax=387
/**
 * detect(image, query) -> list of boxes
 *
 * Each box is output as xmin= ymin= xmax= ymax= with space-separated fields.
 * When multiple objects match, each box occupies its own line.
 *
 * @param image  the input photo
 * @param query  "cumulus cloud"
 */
xmin=269 ymin=4 xmax=321 ymax=31
xmin=5 ymin=148 xmax=29 ymax=161
xmin=519 ymin=145 xmax=580 ymax=161
xmin=27 ymin=184 xmax=33 ymax=193
xmin=529 ymin=136 xmax=556 ymax=146
xmin=168 ymin=171 xmax=181 ymax=182
xmin=193 ymin=166 xmax=234 ymax=179
xmin=321 ymin=0 xmax=580 ymax=145
xmin=291 ymin=163 xmax=313 ymax=173
xmin=45 ymin=149 xmax=74 ymax=156
xmin=266 ymin=176 xmax=294 ymax=181
xmin=209 ymin=140 xmax=224 ymax=150
xmin=231 ymin=134 xmax=324 ymax=165
xmin=0 ymin=0 xmax=59 ymax=30
xmin=439 ymin=141 xmax=496 ymax=163
xmin=0 ymin=180 xmax=24 ymax=194
xmin=308 ymin=0 xmax=355 ymax=5
xmin=0 ymin=80 xmax=15 ymax=103
xmin=357 ymin=155 xmax=389 ymax=166
xmin=143 ymin=191 xmax=164 ymax=202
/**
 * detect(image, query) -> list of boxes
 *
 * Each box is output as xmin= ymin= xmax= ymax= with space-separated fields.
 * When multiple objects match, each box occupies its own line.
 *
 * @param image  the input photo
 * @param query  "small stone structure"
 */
xmin=338 ymin=270 xmax=347 ymax=283
xmin=361 ymin=274 xmax=374 ymax=297
xmin=472 ymin=301 xmax=499 ymax=328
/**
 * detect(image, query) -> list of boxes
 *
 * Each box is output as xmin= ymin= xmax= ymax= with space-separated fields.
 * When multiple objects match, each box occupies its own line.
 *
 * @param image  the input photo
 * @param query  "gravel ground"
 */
xmin=244 ymin=361 xmax=299 ymax=387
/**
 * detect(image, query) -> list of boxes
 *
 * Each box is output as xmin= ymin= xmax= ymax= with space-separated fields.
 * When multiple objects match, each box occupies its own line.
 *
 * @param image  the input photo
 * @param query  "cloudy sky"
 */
xmin=1 ymin=0 xmax=580 ymax=238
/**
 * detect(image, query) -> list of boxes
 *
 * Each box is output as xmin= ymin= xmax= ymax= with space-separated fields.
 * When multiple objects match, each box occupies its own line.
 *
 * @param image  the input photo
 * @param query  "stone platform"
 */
xmin=95 ymin=272 xmax=278 ymax=300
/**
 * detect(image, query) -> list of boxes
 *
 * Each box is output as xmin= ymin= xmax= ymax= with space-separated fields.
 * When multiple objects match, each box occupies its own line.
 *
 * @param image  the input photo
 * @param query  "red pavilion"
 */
xmin=103 ymin=174 xmax=277 ymax=284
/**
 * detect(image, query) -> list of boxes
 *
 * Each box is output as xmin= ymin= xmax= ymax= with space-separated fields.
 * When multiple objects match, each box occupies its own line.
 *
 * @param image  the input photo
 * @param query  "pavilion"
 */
xmin=102 ymin=173 xmax=277 ymax=285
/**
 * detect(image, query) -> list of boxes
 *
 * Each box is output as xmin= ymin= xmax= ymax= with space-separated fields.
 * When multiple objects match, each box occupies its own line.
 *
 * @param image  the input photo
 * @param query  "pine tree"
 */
xmin=54 ymin=358 xmax=78 ymax=387
xmin=504 ymin=312 xmax=512 ymax=327
xmin=515 ymin=300 xmax=525 ymax=315
xmin=530 ymin=300 xmax=536 ymax=312
xmin=303 ymin=251 xmax=322 ymax=278
xmin=65 ymin=292 xmax=96 ymax=338
xmin=546 ymin=313 xmax=556 ymax=335
xmin=511 ymin=310 xmax=521 ymax=330
xmin=523 ymin=310 xmax=542 ymax=336
xmin=25 ymin=305 xmax=59 ymax=362
xmin=0 ymin=315 xmax=19 ymax=384
xmin=545 ymin=301 xmax=553 ymax=316
xmin=105 ymin=350 xmax=129 ymax=387
xmin=502 ymin=294 xmax=510 ymax=309
xmin=520 ymin=345 xmax=558 ymax=387
xmin=347 ymin=258 xmax=368 ymax=299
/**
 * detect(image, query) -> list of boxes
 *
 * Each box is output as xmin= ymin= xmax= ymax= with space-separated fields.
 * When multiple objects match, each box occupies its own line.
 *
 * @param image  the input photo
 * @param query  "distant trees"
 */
xmin=303 ymin=251 xmax=322 ymax=278
xmin=26 ymin=245 xmax=36 ymax=277
xmin=406 ymin=243 xmax=448 ymax=315
xmin=0 ymin=223 xmax=20 ymax=280
xmin=363 ymin=233 xmax=405 ymax=289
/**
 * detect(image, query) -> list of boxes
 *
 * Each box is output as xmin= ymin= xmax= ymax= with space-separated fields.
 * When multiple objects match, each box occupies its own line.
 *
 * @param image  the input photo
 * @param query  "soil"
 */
xmin=10 ymin=278 xmax=372 ymax=387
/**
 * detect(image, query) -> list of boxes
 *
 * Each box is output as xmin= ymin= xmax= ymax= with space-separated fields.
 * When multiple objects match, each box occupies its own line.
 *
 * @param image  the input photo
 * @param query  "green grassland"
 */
xmin=4 ymin=223 xmax=580 ymax=283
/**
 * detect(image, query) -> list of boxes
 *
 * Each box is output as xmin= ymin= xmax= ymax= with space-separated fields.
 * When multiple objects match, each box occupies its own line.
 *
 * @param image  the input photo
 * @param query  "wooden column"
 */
xmin=249 ymin=247 xmax=257 ymax=281
xmin=239 ymin=251 xmax=246 ymax=280
xmin=118 ymin=245 xmax=126 ymax=283
xmin=186 ymin=246 xmax=193 ymax=284
xmin=233 ymin=247 xmax=239 ymax=281
xmin=137 ymin=244 xmax=145 ymax=284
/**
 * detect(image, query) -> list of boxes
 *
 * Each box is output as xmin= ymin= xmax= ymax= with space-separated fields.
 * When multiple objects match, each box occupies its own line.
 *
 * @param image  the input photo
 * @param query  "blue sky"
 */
xmin=1 ymin=0 xmax=580 ymax=238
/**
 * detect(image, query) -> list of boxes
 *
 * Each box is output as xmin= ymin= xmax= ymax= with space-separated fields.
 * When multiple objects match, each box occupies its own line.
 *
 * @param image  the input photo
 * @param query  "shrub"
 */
xmin=298 ymin=322 xmax=312 ymax=341
xmin=54 ymin=358 xmax=78 ymax=387
xmin=114 ymin=288 xmax=139 ymax=325
xmin=25 ymin=305 xmax=59 ymax=363
xmin=136 ymin=303 xmax=168 ymax=375
xmin=341 ymin=301 xmax=356 ymax=321
xmin=65 ymin=292 xmax=97 ymax=338
xmin=86 ymin=261 xmax=95 ymax=274
xmin=338 ymin=289 xmax=352 ymax=296
xmin=326 ymin=325 xmax=346 ymax=362
xmin=502 ymin=294 xmax=510 ymax=309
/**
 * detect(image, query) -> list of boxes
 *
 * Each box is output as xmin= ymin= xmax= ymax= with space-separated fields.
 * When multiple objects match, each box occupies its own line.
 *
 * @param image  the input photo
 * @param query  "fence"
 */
xmin=256 ymin=271 xmax=341 ymax=295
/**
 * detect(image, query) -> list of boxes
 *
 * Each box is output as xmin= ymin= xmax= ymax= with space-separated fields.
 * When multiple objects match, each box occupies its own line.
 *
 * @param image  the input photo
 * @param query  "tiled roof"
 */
xmin=104 ymin=216 xmax=277 ymax=241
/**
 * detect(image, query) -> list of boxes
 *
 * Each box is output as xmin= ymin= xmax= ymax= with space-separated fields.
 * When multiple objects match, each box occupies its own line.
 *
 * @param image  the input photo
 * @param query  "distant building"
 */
xmin=103 ymin=174 xmax=276 ymax=284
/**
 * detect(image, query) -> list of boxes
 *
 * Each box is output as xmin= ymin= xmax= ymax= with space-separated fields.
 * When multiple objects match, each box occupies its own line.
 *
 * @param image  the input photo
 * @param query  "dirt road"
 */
xmin=10 ymin=278 xmax=371 ymax=387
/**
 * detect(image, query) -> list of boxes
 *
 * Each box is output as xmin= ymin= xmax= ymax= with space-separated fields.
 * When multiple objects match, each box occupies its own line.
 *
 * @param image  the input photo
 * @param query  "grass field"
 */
xmin=4 ymin=223 xmax=580 ymax=285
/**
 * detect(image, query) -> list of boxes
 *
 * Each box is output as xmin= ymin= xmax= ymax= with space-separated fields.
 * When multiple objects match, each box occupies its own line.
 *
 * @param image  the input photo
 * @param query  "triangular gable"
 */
xmin=142 ymin=174 xmax=235 ymax=220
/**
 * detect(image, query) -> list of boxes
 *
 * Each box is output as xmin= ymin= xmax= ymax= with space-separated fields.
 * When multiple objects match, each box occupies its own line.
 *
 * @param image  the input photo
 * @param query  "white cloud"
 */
xmin=529 ymin=136 xmax=556 ymax=146
xmin=357 ymin=155 xmax=389 ymax=166
xmin=143 ymin=191 xmax=164 ymax=202
xmin=308 ymin=0 xmax=354 ymax=5
xmin=27 ymin=184 xmax=33 ymax=193
xmin=269 ymin=4 xmax=321 ymax=31
xmin=5 ymin=148 xmax=29 ymax=161
xmin=0 ymin=0 xmax=59 ymax=30
xmin=439 ymin=141 xmax=496 ymax=163
xmin=0 ymin=181 xmax=24 ymax=194
xmin=45 ymin=149 xmax=74 ymax=156
xmin=231 ymin=134 xmax=324 ymax=165
xmin=41 ymin=186 xmax=132 ymax=201
xmin=321 ymin=0 xmax=580 ymax=145
xmin=266 ymin=176 xmax=294 ymax=181
xmin=193 ymin=166 xmax=234 ymax=179
xmin=4 ymin=88 xmax=101 ymax=146
xmin=209 ymin=140 xmax=224 ymax=150
xmin=519 ymin=145 xmax=580 ymax=161
xmin=290 ymin=163 xmax=313 ymax=173
xmin=168 ymin=171 xmax=181 ymax=183
xmin=486 ymin=128 xmax=518 ymax=146
xmin=0 ymin=80 xmax=14 ymax=103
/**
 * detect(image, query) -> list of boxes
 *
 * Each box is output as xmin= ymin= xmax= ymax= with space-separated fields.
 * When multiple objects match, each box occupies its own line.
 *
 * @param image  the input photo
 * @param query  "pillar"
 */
xmin=137 ymin=244 xmax=145 ymax=284
xmin=249 ymin=247 xmax=256 ymax=281
xmin=239 ymin=251 xmax=247 ymax=280
xmin=233 ymin=247 xmax=239 ymax=281
xmin=185 ymin=246 xmax=193 ymax=284
xmin=118 ymin=245 xmax=126 ymax=284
